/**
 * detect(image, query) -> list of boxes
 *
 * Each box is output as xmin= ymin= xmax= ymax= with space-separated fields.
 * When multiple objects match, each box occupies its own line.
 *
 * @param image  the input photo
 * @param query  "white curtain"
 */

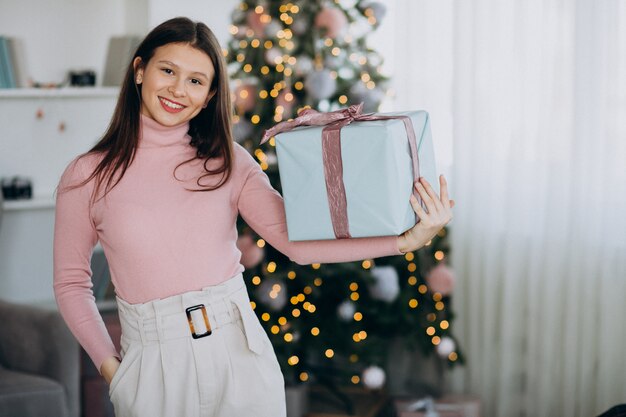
xmin=377 ymin=1 xmax=626 ymax=416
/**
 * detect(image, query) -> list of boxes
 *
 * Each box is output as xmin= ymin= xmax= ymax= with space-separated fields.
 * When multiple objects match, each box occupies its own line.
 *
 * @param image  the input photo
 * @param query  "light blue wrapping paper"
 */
xmin=275 ymin=110 xmax=437 ymax=241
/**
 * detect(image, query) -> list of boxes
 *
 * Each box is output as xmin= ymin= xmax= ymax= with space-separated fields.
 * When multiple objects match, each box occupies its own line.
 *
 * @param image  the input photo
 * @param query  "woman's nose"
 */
xmin=168 ymin=78 xmax=186 ymax=97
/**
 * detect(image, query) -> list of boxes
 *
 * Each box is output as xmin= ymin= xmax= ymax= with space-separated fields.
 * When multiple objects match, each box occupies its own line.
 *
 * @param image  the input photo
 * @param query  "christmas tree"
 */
xmin=225 ymin=0 xmax=463 ymax=393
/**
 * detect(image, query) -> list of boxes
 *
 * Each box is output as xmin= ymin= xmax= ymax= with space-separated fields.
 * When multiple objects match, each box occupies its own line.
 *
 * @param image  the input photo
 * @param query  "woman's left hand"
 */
xmin=397 ymin=175 xmax=455 ymax=253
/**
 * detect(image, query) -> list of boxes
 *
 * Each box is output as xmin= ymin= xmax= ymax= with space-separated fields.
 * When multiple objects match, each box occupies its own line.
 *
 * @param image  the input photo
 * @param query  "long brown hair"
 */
xmin=71 ymin=17 xmax=233 ymax=202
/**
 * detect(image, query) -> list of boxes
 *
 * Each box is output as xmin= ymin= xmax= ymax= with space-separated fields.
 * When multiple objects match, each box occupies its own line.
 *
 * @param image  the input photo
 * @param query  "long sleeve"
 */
xmin=235 ymin=147 xmax=403 ymax=265
xmin=53 ymin=156 xmax=120 ymax=373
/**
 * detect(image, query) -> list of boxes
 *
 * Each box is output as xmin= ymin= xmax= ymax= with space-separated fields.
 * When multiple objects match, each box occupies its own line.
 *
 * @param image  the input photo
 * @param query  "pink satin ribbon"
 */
xmin=261 ymin=103 xmax=422 ymax=239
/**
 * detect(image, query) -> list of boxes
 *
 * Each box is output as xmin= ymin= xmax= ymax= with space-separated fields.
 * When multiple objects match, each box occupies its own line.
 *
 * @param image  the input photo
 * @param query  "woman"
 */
xmin=53 ymin=17 xmax=453 ymax=417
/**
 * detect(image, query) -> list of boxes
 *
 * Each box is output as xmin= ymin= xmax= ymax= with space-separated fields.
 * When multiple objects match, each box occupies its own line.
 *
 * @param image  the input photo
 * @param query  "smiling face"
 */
xmin=134 ymin=42 xmax=216 ymax=127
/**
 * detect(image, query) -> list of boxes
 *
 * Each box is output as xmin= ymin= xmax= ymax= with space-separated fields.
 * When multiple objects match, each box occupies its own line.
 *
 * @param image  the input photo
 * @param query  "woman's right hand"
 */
xmin=100 ymin=355 xmax=122 ymax=385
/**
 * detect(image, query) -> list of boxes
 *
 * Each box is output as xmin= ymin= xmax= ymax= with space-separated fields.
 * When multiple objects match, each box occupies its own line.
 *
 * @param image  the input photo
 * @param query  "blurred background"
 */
xmin=0 ymin=1 xmax=624 ymax=417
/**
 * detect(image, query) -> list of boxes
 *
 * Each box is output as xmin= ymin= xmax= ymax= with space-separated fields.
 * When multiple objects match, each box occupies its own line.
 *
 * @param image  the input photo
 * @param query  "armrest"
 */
xmin=0 ymin=299 xmax=80 ymax=417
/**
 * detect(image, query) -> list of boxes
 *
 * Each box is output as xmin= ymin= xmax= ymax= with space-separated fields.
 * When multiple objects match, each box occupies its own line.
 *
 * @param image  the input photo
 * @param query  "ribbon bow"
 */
xmin=260 ymin=103 xmax=423 ymax=239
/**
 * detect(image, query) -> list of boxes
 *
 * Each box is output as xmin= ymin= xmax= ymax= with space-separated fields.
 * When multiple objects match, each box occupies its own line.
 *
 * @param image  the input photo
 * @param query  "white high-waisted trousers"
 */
xmin=107 ymin=272 xmax=286 ymax=417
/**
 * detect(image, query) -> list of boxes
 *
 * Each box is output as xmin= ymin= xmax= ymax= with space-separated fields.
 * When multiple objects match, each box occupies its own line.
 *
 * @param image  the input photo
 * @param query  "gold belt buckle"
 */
xmin=185 ymin=304 xmax=212 ymax=339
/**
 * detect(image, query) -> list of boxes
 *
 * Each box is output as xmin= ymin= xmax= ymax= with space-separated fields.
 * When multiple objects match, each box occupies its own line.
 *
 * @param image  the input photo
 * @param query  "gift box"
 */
xmin=262 ymin=104 xmax=438 ymax=241
xmin=304 ymin=385 xmax=392 ymax=417
xmin=393 ymin=395 xmax=481 ymax=417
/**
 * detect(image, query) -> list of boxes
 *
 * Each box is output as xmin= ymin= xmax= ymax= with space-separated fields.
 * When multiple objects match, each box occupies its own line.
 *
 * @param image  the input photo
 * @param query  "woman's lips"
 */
xmin=159 ymin=97 xmax=186 ymax=113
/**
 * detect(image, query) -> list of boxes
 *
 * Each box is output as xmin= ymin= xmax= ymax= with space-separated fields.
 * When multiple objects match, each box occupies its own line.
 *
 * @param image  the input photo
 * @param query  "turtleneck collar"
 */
xmin=138 ymin=113 xmax=191 ymax=148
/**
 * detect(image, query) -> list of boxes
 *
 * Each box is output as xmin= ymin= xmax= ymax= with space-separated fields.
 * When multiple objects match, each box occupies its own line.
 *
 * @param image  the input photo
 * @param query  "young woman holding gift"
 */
xmin=53 ymin=17 xmax=454 ymax=417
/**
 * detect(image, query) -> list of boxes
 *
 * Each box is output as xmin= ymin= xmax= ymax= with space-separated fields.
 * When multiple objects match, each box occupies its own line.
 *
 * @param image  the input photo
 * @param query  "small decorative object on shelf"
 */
xmin=69 ymin=69 xmax=96 ymax=86
xmin=1 ymin=176 xmax=32 ymax=200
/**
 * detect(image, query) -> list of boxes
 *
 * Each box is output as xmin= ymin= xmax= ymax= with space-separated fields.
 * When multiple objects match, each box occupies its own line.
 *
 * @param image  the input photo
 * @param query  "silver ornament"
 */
xmin=368 ymin=266 xmax=400 ymax=302
xmin=337 ymin=300 xmax=356 ymax=321
xmin=362 ymin=365 xmax=386 ymax=389
xmin=305 ymin=69 xmax=337 ymax=100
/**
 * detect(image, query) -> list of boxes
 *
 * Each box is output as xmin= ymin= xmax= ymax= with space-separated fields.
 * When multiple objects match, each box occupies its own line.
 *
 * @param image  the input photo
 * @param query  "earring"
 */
xmin=136 ymin=77 xmax=142 ymax=84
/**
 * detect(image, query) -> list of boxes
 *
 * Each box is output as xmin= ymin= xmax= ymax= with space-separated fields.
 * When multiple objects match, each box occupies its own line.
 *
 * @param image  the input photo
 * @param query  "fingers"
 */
xmin=439 ymin=175 xmax=451 ymax=209
xmin=409 ymin=193 xmax=427 ymax=221
xmin=416 ymin=178 xmax=443 ymax=213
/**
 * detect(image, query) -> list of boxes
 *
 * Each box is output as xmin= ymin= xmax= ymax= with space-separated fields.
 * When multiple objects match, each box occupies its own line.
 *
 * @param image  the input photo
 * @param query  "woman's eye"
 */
xmin=162 ymin=68 xmax=173 ymax=75
xmin=190 ymin=79 xmax=202 ymax=85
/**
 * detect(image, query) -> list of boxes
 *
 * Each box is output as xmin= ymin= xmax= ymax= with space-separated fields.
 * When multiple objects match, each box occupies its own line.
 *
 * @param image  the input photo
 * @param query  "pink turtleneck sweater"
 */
xmin=53 ymin=114 xmax=402 ymax=372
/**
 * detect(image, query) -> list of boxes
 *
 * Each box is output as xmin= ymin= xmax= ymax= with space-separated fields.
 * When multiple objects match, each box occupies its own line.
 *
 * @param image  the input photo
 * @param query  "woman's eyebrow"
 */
xmin=157 ymin=60 xmax=209 ymax=79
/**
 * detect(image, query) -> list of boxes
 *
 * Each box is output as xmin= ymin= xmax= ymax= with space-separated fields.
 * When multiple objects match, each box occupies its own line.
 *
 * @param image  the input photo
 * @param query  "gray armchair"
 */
xmin=0 ymin=299 xmax=80 ymax=417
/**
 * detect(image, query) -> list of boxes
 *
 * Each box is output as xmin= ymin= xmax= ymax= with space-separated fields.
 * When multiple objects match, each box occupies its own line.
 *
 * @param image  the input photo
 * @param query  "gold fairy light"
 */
xmin=432 ymin=336 xmax=441 ymax=345
xmin=325 ymin=349 xmax=334 ymax=358
xmin=292 ymin=308 xmax=301 ymax=317
xmin=271 ymin=325 xmax=280 ymax=334
xmin=350 ymin=292 xmax=359 ymax=301
xmin=351 ymin=376 xmax=360 ymax=384
xmin=362 ymin=260 xmax=372 ymax=269
xmin=287 ymin=271 xmax=296 ymax=280
xmin=409 ymin=299 xmax=418 ymax=308
xmin=361 ymin=73 xmax=371 ymax=82
xmin=264 ymin=40 xmax=273 ymax=49
xmin=239 ymin=40 xmax=248 ymax=48
xmin=359 ymin=331 xmax=367 ymax=340
xmin=408 ymin=276 xmax=417 ymax=286
xmin=312 ymin=263 xmax=321 ymax=270
xmin=246 ymin=29 xmax=254 ymax=37
xmin=324 ymin=38 xmax=333 ymax=47
xmin=339 ymin=95 xmax=348 ymax=104
xmin=300 ymin=372 xmax=309 ymax=382
xmin=405 ymin=252 xmax=415 ymax=261
xmin=278 ymin=317 xmax=287 ymax=325
xmin=267 ymin=261 xmax=276 ymax=273
xmin=314 ymin=277 xmax=323 ymax=286
xmin=272 ymin=283 xmax=281 ymax=292
xmin=308 ymin=304 xmax=316 ymax=313
xmin=440 ymin=320 xmax=449 ymax=330
xmin=279 ymin=4 xmax=288 ymax=12
xmin=290 ymin=296 xmax=298 ymax=305
xmin=350 ymin=354 xmax=359 ymax=362
xmin=250 ymin=301 xmax=256 ymax=309
xmin=251 ymin=39 xmax=260 ymax=48
xmin=433 ymin=293 xmax=442 ymax=301
xmin=259 ymin=90 xmax=268 ymax=99
xmin=257 ymin=239 xmax=266 ymax=247
xmin=291 ymin=5 xmax=299 ymax=13
xmin=251 ymin=115 xmax=261 ymax=124
xmin=435 ymin=250 xmax=445 ymax=261
xmin=252 ymin=276 xmax=261 ymax=285
xmin=418 ymin=284 xmax=428 ymax=294
xmin=311 ymin=327 xmax=320 ymax=336
xmin=284 ymin=333 xmax=293 ymax=342
xmin=426 ymin=326 xmax=436 ymax=336
xmin=354 ymin=312 xmax=362 ymax=321
xmin=243 ymin=64 xmax=252 ymax=72
xmin=358 ymin=56 xmax=367 ymax=65
xmin=270 ymin=89 xmax=279 ymax=98
xmin=236 ymin=54 xmax=245 ymax=62
xmin=303 ymin=301 xmax=310 ymax=309
xmin=366 ymin=81 xmax=376 ymax=89
xmin=274 ymin=114 xmax=283 ymax=122
xmin=331 ymin=47 xmax=340 ymax=56
xmin=296 ymin=294 xmax=305 ymax=302
xmin=303 ymin=286 xmax=312 ymax=294
xmin=294 ymin=81 xmax=304 ymax=90
xmin=288 ymin=355 xmax=299 ymax=365
xmin=262 ymin=313 xmax=270 ymax=321
xmin=276 ymin=64 xmax=285 ymax=72
xmin=427 ymin=313 xmax=437 ymax=322
xmin=260 ymin=14 xmax=271 ymax=23
xmin=407 ymin=263 xmax=417 ymax=272
xmin=353 ymin=333 xmax=361 ymax=342
xmin=449 ymin=352 xmax=458 ymax=361
xmin=435 ymin=301 xmax=445 ymax=311
xmin=239 ymin=2 xmax=248 ymax=10
xmin=255 ymin=5 xmax=264 ymax=13
xmin=349 ymin=282 xmax=358 ymax=291
xmin=261 ymin=162 xmax=269 ymax=170
xmin=229 ymin=25 xmax=238 ymax=35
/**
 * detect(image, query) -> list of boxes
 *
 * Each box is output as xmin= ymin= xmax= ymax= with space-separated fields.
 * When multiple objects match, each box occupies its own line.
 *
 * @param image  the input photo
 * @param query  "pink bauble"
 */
xmin=425 ymin=263 xmax=456 ymax=296
xmin=246 ymin=10 xmax=267 ymax=38
xmin=236 ymin=234 xmax=265 ymax=269
xmin=314 ymin=7 xmax=348 ymax=38
xmin=276 ymin=88 xmax=295 ymax=115
xmin=234 ymin=84 xmax=257 ymax=112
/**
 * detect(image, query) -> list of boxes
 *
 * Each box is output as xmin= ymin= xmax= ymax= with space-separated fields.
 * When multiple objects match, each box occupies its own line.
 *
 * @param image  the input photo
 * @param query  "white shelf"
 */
xmin=0 ymin=87 xmax=120 ymax=98
xmin=2 ymin=196 xmax=55 ymax=211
